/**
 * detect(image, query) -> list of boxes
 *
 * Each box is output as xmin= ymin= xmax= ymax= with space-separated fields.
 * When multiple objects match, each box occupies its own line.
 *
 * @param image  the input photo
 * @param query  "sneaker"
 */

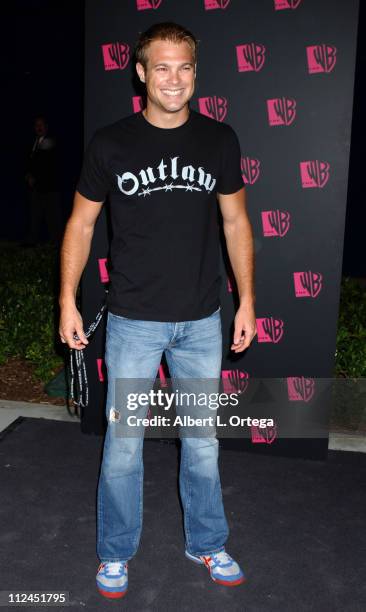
xmin=185 ymin=549 xmax=246 ymax=586
xmin=96 ymin=561 xmax=128 ymax=599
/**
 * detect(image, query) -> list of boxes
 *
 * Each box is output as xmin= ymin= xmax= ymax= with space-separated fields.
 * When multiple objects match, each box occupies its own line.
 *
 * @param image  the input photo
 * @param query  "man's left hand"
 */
xmin=231 ymin=303 xmax=257 ymax=353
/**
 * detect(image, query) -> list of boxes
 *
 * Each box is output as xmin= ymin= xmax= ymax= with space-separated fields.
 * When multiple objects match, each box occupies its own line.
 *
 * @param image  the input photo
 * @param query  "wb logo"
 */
xmin=204 ymin=0 xmax=231 ymax=9
xmin=274 ymin=0 xmax=302 ymax=10
xmin=287 ymin=377 xmax=315 ymax=402
xmin=262 ymin=210 xmax=290 ymax=237
xmin=136 ymin=0 xmax=163 ymax=10
xmin=236 ymin=43 xmax=266 ymax=72
xmin=198 ymin=96 xmax=227 ymax=122
xmin=300 ymin=160 xmax=330 ymax=188
xmin=294 ymin=271 xmax=323 ymax=298
xmin=102 ymin=43 xmax=130 ymax=71
xmin=241 ymin=157 xmax=260 ymax=185
xmin=307 ymin=44 xmax=337 ymax=74
xmin=267 ymin=97 xmax=296 ymax=126
xmin=257 ymin=318 xmax=284 ymax=344
xmin=221 ymin=370 xmax=249 ymax=395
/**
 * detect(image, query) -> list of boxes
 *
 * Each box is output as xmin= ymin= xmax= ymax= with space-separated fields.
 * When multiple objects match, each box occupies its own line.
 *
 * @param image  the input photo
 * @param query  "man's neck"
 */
xmin=142 ymin=105 xmax=190 ymax=129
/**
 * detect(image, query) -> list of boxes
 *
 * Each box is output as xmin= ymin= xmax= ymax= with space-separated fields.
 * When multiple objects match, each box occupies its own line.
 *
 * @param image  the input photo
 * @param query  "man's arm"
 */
xmin=58 ymin=190 xmax=104 ymax=350
xmin=217 ymin=186 xmax=257 ymax=353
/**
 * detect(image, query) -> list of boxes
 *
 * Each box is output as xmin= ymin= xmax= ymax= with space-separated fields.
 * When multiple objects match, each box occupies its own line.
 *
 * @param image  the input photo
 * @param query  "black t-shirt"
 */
xmin=76 ymin=109 xmax=244 ymax=322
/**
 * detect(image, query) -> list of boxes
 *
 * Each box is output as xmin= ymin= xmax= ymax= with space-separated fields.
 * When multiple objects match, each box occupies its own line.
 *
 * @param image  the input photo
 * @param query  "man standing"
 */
xmin=59 ymin=22 xmax=256 ymax=600
xmin=24 ymin=115 xmax=63 ymax=246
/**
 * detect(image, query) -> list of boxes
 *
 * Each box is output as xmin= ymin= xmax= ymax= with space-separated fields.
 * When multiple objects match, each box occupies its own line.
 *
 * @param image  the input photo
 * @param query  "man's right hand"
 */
xmin=59 ymin=303 xmax=89 ymax=350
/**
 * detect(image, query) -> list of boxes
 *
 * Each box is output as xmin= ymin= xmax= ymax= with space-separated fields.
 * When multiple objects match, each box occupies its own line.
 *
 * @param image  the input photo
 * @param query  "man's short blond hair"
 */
xmin=135 ymin=21 xmax=198 ymax=69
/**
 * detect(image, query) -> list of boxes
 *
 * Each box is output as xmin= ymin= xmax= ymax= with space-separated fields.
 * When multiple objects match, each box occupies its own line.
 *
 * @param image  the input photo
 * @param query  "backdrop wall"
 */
xmin=78 ymin=0 xmax=359 ymax=459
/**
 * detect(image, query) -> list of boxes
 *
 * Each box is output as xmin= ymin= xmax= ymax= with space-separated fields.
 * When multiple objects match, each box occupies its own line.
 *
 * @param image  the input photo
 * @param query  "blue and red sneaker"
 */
xmin=96 ymin=561 xmax=128 ymax=599
xmin=185 ymin=549 xmax=246 ymax=586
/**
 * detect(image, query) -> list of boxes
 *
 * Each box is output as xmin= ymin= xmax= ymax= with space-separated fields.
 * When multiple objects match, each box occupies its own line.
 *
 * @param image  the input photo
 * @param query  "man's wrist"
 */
xmin=239 ymin=294 xmax=256 ymax=308
xmin=59 ymin=293 xmax=77 ymax=308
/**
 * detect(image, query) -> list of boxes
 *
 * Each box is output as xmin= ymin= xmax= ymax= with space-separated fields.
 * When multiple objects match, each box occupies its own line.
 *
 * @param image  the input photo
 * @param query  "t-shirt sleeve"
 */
xmin=76 ymin=130 xmax=109 ymax=202
xmin=216 ymin=125 xmax=244 ymax=195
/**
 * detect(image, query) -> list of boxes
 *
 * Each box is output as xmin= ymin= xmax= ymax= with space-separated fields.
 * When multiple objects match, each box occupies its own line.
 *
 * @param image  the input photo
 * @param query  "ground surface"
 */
xmin=0 ymin=356 xmax=66 ymax=405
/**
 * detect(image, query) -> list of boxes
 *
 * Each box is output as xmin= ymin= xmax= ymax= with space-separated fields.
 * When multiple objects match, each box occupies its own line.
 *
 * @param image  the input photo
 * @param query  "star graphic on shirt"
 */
xmin=141 ymin=187 xmax=152 ymax=197
xmin=164 ymin=183 xmax=174 ymax=192
xmin=184 ymin=183 xmax=194 ymax=192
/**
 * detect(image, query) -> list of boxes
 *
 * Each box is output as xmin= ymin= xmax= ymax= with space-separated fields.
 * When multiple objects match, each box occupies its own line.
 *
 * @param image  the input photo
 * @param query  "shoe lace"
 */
xmin=104 ymin=562 xmax=125 ymax=575
xmin=211 ymin=551 xmax=232 ymax=566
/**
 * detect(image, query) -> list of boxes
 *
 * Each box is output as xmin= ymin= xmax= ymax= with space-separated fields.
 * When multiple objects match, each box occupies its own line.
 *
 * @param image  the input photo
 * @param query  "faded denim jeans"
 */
xmin=96 ymin=308 xmax=229 ymax=562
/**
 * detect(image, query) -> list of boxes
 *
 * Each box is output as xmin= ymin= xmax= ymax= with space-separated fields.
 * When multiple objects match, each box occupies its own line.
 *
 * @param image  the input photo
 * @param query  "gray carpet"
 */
xmin=0 ymin=417 xmax=365 ymax=611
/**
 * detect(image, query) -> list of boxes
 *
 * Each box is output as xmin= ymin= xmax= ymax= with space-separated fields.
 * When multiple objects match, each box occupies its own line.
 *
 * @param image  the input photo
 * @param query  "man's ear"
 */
xmin=136 ymin=62 xmax=146 ymax=83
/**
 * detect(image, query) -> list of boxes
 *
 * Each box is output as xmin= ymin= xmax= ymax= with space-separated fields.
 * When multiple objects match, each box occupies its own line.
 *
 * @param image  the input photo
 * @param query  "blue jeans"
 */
xmin=96 ymin=308 xmax=229 ymax=562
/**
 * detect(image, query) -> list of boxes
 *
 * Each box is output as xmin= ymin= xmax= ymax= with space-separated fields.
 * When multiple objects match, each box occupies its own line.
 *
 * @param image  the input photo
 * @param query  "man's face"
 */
xmin=136 ymin=39 xmax=196 ymax=114
xmin=34 ymin=119 xmax=47 ymax=137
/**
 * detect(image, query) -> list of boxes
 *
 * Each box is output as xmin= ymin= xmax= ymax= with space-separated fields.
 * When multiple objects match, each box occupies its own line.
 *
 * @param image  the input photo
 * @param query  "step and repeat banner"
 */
xmin=78 ymin=0 xmax=359 ymax=459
